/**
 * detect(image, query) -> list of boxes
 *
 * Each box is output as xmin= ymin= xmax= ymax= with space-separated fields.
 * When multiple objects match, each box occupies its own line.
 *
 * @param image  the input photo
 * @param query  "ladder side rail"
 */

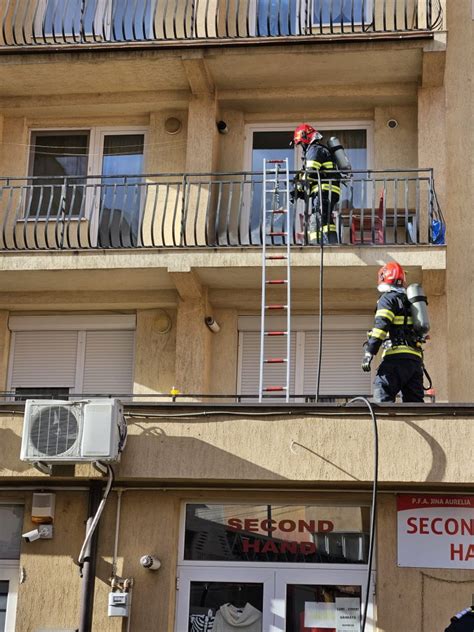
xmin=284 ymin=158 xmax=291 ymax=403
xmin=258 ymin=159 xmax=268 ymax=402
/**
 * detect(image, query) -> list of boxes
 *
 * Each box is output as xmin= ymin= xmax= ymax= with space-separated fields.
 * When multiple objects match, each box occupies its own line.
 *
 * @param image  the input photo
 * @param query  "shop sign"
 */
xmin=304 ymin=597 xmax=360 ymax=631
xmin=397 ymin=494 xmax=474 ymax=569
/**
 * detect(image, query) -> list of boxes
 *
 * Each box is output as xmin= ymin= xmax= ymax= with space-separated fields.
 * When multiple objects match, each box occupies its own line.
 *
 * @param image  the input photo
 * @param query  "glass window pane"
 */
xmin=189 ymin=581 xmax=263 ymax=632
xmin=0 ymin=505 xmax=24 ymax=559
xmin=313 ymin=1 xmax=370 ymax=25
xmin=286 ymin=584 xmax=361 ymax=632
xmin=41 ymin=0 xmax=99 ymax=38
xmin=98 ymin=134 xmax=144 ymax=248
xmin=184 ymin=504 xmax=370 ymax=563
xmin=0 ymin=581 xmax=8 ymax=632
xmin=29 ymin=132 xmax=89 ymax=218
xmin=111 ymin=0 xmax=153 ymax=41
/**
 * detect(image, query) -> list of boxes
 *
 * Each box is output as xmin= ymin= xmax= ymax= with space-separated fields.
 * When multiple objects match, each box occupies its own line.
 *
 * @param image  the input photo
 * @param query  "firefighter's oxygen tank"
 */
xmin=327 ymin=136 xmax=352 ymax=172
xmin=407 ymin=283 xmax=430 ymax=335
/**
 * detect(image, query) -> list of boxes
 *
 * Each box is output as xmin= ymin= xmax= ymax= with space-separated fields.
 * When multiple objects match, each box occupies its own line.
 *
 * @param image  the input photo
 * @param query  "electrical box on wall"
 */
xmin=108 ymin=592 xmax=130 ymax=618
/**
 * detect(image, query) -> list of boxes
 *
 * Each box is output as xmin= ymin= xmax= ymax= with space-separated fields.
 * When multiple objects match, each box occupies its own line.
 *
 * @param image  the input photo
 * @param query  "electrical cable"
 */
xmin=77 ymin=463 xmax=114 ymax=570
xmin=345 ymin=396 xmax=378 ymax=632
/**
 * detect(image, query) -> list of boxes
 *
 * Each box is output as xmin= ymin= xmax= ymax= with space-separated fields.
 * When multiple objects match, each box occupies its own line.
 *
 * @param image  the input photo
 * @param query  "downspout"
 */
xmin=78 ymin=481 xmax=103 ymax=632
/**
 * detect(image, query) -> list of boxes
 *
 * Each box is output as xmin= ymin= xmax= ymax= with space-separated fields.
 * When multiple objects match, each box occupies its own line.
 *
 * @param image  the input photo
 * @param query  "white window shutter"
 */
xmin=9 ymin=331 xmax=78 ymax=388
xmin=239 ymin=331 xmax=296 ymax=398
xmin=303 ymin=330 xmax=372 ymax=396
xmin=82 ymin=330 xmax=135 ymax=395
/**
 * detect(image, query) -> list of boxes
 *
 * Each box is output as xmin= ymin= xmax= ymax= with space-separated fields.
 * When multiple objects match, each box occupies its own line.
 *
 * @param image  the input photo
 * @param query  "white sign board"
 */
xmin=304 ymin=599 xmax=360 ymax=631
xmin=397 ymin=494 xmax=474 ymax=569
xmin=336 ymin=598 xmax=360 ymax=632
xmin=304 ymin=602 xmax=336 ymax=628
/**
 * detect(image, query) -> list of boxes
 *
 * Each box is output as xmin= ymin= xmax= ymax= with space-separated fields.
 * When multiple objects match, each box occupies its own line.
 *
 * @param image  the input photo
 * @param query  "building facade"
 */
xmin=0 ymin=0 xmax=473 ymax=631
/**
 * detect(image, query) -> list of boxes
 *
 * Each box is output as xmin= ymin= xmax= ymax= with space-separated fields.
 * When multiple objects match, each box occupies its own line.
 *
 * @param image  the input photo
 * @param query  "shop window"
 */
xmin=0 ymin=505 xmax=23 ymax=632
xmin=286 ymin=583 xmax=361 ymax=632
xmin=184 ymin=503 xmax=370 ymax=565
xmin=7 ymin=315 xmax=135 ymax=398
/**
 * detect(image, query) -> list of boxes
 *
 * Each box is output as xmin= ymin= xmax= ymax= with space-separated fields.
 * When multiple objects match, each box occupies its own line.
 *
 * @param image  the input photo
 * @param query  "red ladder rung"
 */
xmin=267 ymin=159 xmax=285 ymax=164
xmin=265 ymin=304 xmax=287 ymax=310
xmin=266 ymin=255 xmax=287 ymax=260
xmin=266 ymin=279 xmax=287 ymax=284
xmin=264 ymin=358 xmax=287 ymax=364
xmin=264 ymin=386 xmax=287 ymax=391
xmin=267 ymin=231 xmax=287 ymax=236
xmin=265 ymin=331 xmax=287 ymax=336
xmin=268 ymin=209 xmax=288 ymax=214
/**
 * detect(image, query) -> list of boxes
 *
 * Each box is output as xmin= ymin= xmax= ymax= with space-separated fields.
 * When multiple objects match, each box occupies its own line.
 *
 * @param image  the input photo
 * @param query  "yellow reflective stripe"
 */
xmin=322 ymin=224 xmax=337 ymax=233
xmin=369 ymin=328 xmax=388 ymax=340
xmin=311 ymin=184 xmax=341 ymax=194
xmin=383 ymin=346 xmax=423 ymax=358
xmin=309 ymin=225 xmax=338 ymax=239
xmin=321 ymin=161 xmax=335 ymax=168
xmin=306 ymin=160 xmax=321 ymax=169
xmin=375 ymin=309 xmax=395 ymax=322
xmin=393 ymin=316 xmax=414 ymax=325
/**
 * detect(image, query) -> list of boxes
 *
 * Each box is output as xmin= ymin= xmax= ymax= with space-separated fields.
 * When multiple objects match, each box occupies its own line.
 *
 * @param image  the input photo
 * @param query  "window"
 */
xmin=7 ymin=315 xmax=135 ymax=398
xmin=27 ymin=128 xmax=146 ymax=247
xmin=0 ymin=505 xmax=23 ymax=632
xmin=238 ymin=315 xmax=372 ymax=399
xmin=312 ymin=0 xmax=372 ymax=26
xmin=245 ymin=124 xmax=371 ymax=240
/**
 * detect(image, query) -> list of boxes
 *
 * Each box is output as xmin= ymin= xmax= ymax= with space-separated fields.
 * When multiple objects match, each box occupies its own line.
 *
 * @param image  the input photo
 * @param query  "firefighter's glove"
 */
xmin=361 ymin=352 xmax=373 ymax=372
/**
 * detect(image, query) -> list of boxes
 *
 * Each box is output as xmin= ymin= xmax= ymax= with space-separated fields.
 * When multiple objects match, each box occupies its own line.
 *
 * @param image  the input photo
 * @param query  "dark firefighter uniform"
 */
xmin=444 ymin=607 xmax=474 ymax=631
xmin=295 ymin=143 xmax=341 ymax=244
xmin=366 ymin=289 xmax=424 ymax=402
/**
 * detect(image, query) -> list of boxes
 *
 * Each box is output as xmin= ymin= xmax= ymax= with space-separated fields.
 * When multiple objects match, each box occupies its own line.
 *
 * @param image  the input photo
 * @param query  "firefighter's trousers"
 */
xmin=307 ymin=191 xmax=339 ymax=244
xmin=373 ymin=357 xmax=424 ymax=403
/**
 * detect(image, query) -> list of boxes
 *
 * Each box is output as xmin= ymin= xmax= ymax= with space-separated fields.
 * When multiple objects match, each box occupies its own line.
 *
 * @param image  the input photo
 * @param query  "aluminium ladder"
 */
xmin=258 ymin=158 xmax=292 ymax=403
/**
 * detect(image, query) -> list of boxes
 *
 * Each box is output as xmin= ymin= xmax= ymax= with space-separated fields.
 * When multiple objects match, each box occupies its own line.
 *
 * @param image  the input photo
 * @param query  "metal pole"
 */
xmin=78 ymin=481 xmax=103 ymax=632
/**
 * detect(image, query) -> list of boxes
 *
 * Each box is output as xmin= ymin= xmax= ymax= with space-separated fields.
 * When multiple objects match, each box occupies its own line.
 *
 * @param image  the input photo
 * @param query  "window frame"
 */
xmin=0 ymin=562 xmax=19 ymax=632
xmin=6 ymin=314 xmax=136 ymax=398
xmin=237 ymin=314 xmax=374 ymax=398
xmin=26 ymin=126 xmax=148 ymax=225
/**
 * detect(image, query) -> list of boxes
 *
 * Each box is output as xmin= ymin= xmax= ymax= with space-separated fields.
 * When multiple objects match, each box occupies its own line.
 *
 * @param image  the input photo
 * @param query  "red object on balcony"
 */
xmin=350 ymin=193 xmax=385 ymax=244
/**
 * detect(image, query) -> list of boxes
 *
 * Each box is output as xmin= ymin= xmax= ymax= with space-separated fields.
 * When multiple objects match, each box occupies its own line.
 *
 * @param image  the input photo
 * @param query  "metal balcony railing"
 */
xmin=0 ymin=0 xmax=443 ymax=48
xmin=0 ymin=169 xmax=445 ymax=250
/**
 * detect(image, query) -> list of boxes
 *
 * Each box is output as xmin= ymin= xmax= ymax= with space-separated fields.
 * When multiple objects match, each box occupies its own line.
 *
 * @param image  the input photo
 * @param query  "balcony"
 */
xmin=0 ymin=0 xmax=443 ymax=49
xmin=0 ymin=169 xmax=445 ymax=250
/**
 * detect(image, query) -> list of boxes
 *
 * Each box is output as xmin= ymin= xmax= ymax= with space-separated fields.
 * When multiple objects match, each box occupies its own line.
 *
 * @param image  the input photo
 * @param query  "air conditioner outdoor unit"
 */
xmin=20 ymin=399 xmax=126 ymax=464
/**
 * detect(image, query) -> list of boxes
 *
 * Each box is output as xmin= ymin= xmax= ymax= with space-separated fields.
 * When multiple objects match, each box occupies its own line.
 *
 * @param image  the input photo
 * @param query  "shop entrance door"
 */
xmin=176 ymin=567 xmax=372 ymax=631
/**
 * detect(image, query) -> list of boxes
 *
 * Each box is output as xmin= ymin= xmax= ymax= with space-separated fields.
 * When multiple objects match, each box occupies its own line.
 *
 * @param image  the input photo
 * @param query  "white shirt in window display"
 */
xmin=213 ymin=603 xmax=262 ymax=631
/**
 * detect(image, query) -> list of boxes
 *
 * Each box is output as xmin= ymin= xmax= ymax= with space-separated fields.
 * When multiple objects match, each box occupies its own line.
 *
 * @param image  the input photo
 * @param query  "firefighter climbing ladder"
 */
xmin=258 ymin=158 xmax=292 ymax=403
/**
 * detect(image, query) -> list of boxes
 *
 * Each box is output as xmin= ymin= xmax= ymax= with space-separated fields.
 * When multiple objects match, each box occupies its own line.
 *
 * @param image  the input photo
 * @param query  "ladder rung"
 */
xmin=266 ymin=279 xmax=287 ymax=284
xmin=264 ymin=358 xmax=287 ymax=364
xmin=264 ymin=386 xmax=287 ymax=391
xmin=267 ymin=159 xmax=285 ymax=164
xmin=267 ymin=209 xmax=288 ymax=214
xmin=266 ymin=255 xmax=287 ymax=260
xmin=265 ymin=304 xmax=287 ymax=310
xmin=265 ymin=331 xmax=287 ymax=336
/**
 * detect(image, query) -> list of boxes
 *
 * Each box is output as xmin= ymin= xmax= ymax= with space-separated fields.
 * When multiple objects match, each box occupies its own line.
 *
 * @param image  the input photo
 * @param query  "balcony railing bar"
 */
xmin=0 ymin=0 xmax=443 ymax=49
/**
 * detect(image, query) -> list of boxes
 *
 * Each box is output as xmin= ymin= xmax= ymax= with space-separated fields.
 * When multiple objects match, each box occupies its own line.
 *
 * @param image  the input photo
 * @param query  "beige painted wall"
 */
xmin=7 ymin=488 xmax=473 ymax=632
xmin=445 ymin=0 xmax=474 ymax=401
xmin=374 ymin=106 xmax=418 ymax=170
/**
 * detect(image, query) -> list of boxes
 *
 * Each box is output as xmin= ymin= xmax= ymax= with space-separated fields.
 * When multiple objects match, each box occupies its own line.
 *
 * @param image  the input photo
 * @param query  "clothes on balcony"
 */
xmin=366 ymin=288 xmax=424 ymax=403
xmin=293 ymin=143 xmax=341 ymax=244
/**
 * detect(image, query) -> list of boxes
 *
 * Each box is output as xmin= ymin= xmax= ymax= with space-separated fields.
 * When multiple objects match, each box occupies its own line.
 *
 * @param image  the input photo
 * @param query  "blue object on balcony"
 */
xmin=431 ymin=219 xmax=446 ymax=245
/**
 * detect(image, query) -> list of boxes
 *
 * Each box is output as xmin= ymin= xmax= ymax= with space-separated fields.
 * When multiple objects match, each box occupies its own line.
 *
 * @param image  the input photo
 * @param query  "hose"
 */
xmin=346 ymin=396 xmax=379 ymax=632
xmin=77 ymin=463 xmax=114 ymax=570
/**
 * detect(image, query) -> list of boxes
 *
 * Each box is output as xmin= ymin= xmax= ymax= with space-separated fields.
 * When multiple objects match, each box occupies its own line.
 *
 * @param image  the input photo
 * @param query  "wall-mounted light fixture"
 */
xmin=386 ymin=119 xmax=399 ymax=129
xmin=217 ymin=120 xmax=229 ymax=135
xmin=164 ymin=117 xmax=182 ymax=135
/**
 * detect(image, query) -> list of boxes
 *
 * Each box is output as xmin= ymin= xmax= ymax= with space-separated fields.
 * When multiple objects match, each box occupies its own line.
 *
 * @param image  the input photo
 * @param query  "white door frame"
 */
xmin=0 ymin=562 xmax=19 ymax=632
xmin=175 ymin=566 xmax=374 ymax=632
xmin=175 ymin=566 xmax=275 ymax=632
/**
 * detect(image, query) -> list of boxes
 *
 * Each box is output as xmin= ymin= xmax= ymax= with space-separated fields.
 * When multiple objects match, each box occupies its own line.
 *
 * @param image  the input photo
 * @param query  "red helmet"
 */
xmin=293 ymin=124 xmax=322 ymax=146
xmin=377 ymin=262 xmax=406 ymax=288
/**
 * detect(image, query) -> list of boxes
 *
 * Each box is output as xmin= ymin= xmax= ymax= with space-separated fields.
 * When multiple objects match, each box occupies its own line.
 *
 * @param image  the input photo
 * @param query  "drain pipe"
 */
xmin=78 ymin=481 xmax=103 ymax=632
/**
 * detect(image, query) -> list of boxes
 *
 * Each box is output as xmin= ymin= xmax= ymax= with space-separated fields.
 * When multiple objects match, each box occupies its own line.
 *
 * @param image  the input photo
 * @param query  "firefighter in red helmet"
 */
xmin=292 ymin=123 xmax=341 ymax=244
xmin=362 ymin=262 xmax=425 ymax=402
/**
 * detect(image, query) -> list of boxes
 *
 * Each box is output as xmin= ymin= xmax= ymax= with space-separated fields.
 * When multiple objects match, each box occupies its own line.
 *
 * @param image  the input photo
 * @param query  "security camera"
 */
xmin=23 ymin=528 xmax=41 ymax=543
xmin=387 ymin=119 xmax=399 ymax=129
xmin=140 ymin=555 xmax=161 ymax=571
xmin=22 ymin=525 xmax=53 ymax=542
